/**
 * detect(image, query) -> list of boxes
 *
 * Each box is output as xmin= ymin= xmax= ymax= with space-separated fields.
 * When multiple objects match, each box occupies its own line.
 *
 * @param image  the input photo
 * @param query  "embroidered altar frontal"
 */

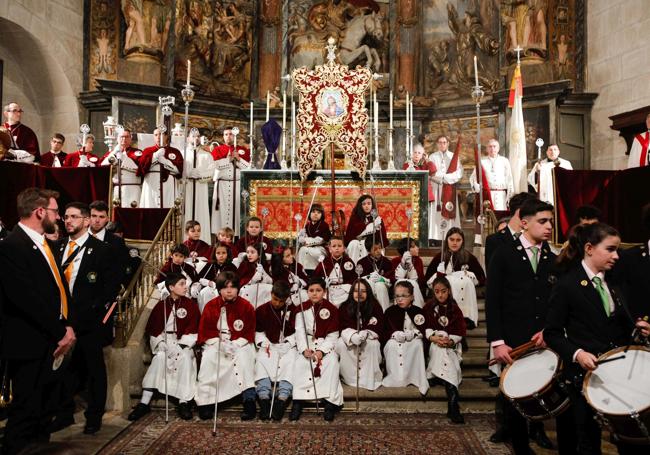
xmin=240 ymin=170 xmax=429 ymax=245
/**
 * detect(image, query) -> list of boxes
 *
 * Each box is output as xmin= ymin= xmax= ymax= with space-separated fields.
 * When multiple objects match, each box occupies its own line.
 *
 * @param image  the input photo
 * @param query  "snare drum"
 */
xmin=583 ymin=346 xmax=650 ymax=444
xmin=500 ymin=348 xmax=570 ymax=420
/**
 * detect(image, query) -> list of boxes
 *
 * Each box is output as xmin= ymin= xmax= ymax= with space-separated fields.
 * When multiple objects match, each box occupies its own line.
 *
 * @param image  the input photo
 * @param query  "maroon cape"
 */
xmin=40 ymin=151 xmax=67 ymax=167
xmin=237 ymin=259 xmax=270 ymax=286
xmin=295 ymin=299 xmax=339 ymax=339
xmin=403 ymin=160 xmax=437 ymax=202
xmin=424 ymin=252 xmax=486 ymax=286
xmin=344 ymin=211 xmax=388 ymax=247
xmin=99 ymin=146 xmax=143 ymax=166
xmin=155 ymin=259 xmax=198 ymax=284
xmin=339 ymin=299 xmax=385 ymax=340
xmin=422 ymin=299 xmax=467 ymax=337
xmin=211 ymin=144 xmax=251 ymax=162
xmin=184 ymin=239 xmax=213 ymax=260
xmin=197 ymin=261 xmax=237 ymax=281
xmin=256 ymin=301 xmax=296 ymax=344
xmin=138 ymin=145 xmax=184 ymax=182
xmin=235 ymin=234 xmax=273 ymax=256
xmin=146 ymin=296 xmax=200 ymax=338
xmin=305 ymin=219 xmax=332 ymax=242
xmin=357 ymin=255 xmax=395 ymax=281
xmin=383 ymin=304 xmax=427 ymax=343
xmin=199 ymin=295 xmax=255 ymax=344
xmin=314 ymin=254 xmax=356 ymax=284
xmin=4 ymin=122 xmax=39 ymax=161
xmin=63 ymin=150 xmax=100 ymax=167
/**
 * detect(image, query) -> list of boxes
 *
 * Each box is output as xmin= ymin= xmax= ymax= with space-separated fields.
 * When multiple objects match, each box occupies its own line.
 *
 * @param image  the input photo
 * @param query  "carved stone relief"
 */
xmin=89 ymin=0 xmax=119 ymax=88
xmin=121 ymin=0 xmax=172 ymax=61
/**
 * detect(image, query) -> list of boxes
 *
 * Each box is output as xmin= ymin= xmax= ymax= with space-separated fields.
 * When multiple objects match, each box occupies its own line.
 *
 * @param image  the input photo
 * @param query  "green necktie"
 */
xmin=529 ymin=246 xmax=539 ymax=273
xmin=592 ymin=276 xmax=611 ymax=317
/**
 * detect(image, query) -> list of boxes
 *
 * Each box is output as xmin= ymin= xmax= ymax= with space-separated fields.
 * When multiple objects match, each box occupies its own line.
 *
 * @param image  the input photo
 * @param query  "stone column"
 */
xmin=397 ymin=0 xmax=417 ymax=97
xmin=258 ymin=0 xmax=281 ymax=99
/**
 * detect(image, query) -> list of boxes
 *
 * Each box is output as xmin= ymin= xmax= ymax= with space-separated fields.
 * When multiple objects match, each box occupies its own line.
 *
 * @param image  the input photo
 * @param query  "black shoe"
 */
xmin=529 ymin=423 xmax=555 ymax=449
xmin=323 ymin=400 xmax=337 ymax=422
xmin=259 ymin=399 xmax=271 ymax=421
xmin=289 ymin=401 xmax=303 ymax=421
xmin=48 ymin=414 xmax=75 ymax=433
xmin=198 ymin=405 xmax=213 ymax=421
xmin=241 ymin=399 xmax=256 ymax=421
xmin=445 ymin=383 xmax=465 ymax=424
xmin=272 ymin=399 xmax=288 ymax=421
xmin=489 ymin=428 xmax=510 ymax=443
xmin=83 ymin=421 xmax=101 ymax=435
xmin=177 ymin=402 xmax=193 ymax=421
xmin=127 ymin=403 xmax=151 ymax=421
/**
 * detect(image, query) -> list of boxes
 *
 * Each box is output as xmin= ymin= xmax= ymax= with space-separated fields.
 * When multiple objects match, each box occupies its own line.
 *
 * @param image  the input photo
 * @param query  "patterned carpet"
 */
xmin=98 ymin=411 xmax=512 ymax=455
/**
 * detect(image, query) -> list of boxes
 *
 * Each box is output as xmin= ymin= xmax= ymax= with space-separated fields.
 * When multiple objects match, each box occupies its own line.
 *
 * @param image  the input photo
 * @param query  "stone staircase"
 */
xmin=125 ymin=247 xmax=498 ymax=415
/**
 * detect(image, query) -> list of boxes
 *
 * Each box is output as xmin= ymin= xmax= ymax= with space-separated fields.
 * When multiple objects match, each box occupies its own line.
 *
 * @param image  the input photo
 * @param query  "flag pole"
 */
xmin=471 ymin=56 xmax=485 ymax=245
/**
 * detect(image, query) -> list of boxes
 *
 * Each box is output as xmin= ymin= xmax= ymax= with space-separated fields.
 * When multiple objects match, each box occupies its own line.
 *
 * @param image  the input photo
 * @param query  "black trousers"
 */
xmin=504 ymin=398 xmax=533 ymax=454
xmin=2 ymin=355 xmax=61 ymax=455
xmin=57 ymin=332 xmax=107 ymax=424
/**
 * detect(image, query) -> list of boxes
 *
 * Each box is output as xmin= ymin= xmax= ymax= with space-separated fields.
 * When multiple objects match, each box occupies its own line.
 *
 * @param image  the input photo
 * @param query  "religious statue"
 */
xmin=289 ymin=0 xmax=387 ymax=71
xmin=121 ymin=0 xmax=172 ymax=60
xmin=501 ymin=0 xmax=548 ymax=61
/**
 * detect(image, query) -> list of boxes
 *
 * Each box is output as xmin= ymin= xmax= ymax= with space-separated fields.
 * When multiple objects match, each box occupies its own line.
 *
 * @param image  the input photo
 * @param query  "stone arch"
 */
xmin=0 ymin=1 xmax=83 ymax=155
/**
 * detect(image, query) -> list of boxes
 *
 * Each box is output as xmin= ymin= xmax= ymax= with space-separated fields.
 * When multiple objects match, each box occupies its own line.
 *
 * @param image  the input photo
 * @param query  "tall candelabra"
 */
xmin=472 ymin=82 xmax=486 ymax=244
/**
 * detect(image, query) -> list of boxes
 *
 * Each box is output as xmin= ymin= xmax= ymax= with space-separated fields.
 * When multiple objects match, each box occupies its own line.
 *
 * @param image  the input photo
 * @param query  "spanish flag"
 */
xmin=508 ymin=62 xmax=528 ymax=193
xmin=508 ymin=64 xmax=523 ymax=108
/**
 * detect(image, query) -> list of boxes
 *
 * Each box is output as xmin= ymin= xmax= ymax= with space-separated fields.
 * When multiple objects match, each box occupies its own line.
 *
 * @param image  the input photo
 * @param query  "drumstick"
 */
xmin=595 ymin=355 xmax=625 ymax=365
xmin=487 ymin=340 xmax=537 ymax=366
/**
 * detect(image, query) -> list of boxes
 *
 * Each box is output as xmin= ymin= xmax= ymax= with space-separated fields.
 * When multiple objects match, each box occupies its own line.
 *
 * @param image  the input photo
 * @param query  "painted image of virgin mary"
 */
xmin=322 ymin=95 xmax=344 ymax=118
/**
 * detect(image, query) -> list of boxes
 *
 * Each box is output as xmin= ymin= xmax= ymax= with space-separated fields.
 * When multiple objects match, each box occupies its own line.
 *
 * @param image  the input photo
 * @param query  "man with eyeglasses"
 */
xmin=2 ymin=102 xmax=40 ymax=163
xmin=100 ymin=128 xmax=143 ymax=207
xmin=40 ymin=134 xmax=68 ymax=168
xmin=0 ymin=188 xmax=76 ymax=454
xmin=49 ymin=202 xmax=120 ymax=435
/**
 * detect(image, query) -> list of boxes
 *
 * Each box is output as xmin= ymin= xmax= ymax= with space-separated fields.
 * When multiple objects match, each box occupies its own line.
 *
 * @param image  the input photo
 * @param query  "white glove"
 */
xmin=402 ymin=252 xmax=412 ymax=263
xmin=157 ymin=281 xmax=170 ymax=300
xmin=274 ymin=342 xmax=292 ymax=355
xmin=199 ymin=278 xmax=211 ymax=287
xmin=258 ymin=340 xmax=270 ymax=349
xmin=358 ymin=330 xmax=369 ymax=342
xmin=256 ymin=263 xmax=264 ymax=274
xmin=350 ymin=332 xmax=362 ymax=346
xmin=153 ymin=148 xmax=165 ymax=161
xmin=404 ymin=329 xmax=416 ymax=342
xmin=373 ymin=216 xmax=383 ymax=228
xmin=221 ymin=340 xmax=237 ymax=356
xmin=437 ymin=261 xmax=446 ymax=274
xmin=11 ymin=150 xmax=35 ymax=163
xmin=190 ymin=282 xmax=201 ymax=298
xmin=366 ymin=330 xmax=378 ymax=340
xmin=360 ymin=223 xmax=375 ymax=237
xmin=156 ymin=341 xmax=168 ymax=353
xmin=393 ymin=331 xmax=407 ymax=343
xmin=368 ymin=271 xmax=380 ymax=283
xmin=324 ymin=277 xmax=332 ymax=288
xmin=78 ymin=154 xmax=92 ymax=167
xmin=471 ymin=182 xmax=480 ymax=193
xmin=313 ymin=236 xmax=323 ymax=245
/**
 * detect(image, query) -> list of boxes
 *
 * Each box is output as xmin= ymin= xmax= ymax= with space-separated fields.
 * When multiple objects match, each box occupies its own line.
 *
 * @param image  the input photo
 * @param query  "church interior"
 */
xmin=1 ymin=0 xmax=649 ymax=454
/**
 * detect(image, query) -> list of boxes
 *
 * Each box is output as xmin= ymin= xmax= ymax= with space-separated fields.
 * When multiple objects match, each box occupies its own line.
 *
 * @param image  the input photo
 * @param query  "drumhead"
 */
xmin=584 ymin=346 xmax=650 ymax=415
xmin=502 ymin=349 xmax=559 ymax=399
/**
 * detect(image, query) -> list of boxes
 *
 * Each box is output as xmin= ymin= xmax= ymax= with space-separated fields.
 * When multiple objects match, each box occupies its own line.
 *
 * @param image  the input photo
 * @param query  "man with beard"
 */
xmin=211 ymin=126 xmax=250 ymax=237
xmin=0 ymin=188 xmax=76 ymax=454
xmin=49 ymin=202 xmax=120 ymax=435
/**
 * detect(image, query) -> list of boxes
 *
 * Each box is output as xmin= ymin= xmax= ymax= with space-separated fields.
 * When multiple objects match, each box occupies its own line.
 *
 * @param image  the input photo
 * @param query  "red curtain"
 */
xmin=113 ymin=208 xmax=169 ymax=241
xmin=554 ymin=167 xmax=650 ymax=242
xmin=0 ymin=162 xmax=110 ymax=228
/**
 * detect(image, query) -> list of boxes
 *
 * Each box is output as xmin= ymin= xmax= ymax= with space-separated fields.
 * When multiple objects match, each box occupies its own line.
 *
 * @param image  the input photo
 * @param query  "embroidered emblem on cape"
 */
xmin=168 ymin=153 xmax=176 ymax=160
xmin=176 ymin=307 xmax=187 ymax=319
xmin=344 ymin=261 xmax=353 ymax=271
xmin=414 ymin=314 xmax=425 ymax=325
xmin=368 ymin=316 xmax=378 ymax=326
xmin=438 ymin=315 xmax=449 ymax=327
xmin=134 ymin=151 xmax=142 ymax=157
xmin=233 ymin=319 xmax=244 ymax=331
xmin=87 ymin=272 xmax=97 ymax=283
xmin=90 ymin=156 xmax=98 ymax=162
xmin=319 ymin=308 xmax=330 ymax=320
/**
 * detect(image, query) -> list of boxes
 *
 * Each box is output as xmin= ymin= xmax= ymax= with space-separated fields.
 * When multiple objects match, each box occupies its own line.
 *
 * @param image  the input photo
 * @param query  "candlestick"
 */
xmin=266 ymin=91 xmax=270 ymax=122
xmin=186 ymin=60 xmax=191 ymax=86
xmin=473 ymin=56 xmax=479 ymax=88
xmin=405 ymin=92 xmax=410 ymax=159
xmin=373 ymin=93 xmax=378 ymax=134
xmin=389 ymin=90 xmax=393 ymax=130
xmin=249 ymin=101 xmax=254 ymax=157
xmin=291 ymin=101 xmax=296 ymax=169
xmin=281 ymin=91 xmax=287 ymax=168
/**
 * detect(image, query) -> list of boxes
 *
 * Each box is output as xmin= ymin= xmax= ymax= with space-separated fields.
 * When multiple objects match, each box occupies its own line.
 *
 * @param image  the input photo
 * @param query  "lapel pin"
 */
xmin=643 ymin=252 xmax=647 ymax=257
xmin=580 ymin=280 xmax=588 ymax=287
xmin=32 ymin=245 xmax=37 ymax=250
xmin=517 ymin=245 xmax=523 ymax=250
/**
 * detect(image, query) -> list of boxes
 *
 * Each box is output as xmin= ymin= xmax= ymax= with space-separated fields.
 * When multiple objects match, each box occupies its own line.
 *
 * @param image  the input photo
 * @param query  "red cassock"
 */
xmin=237 ymin=260 xmax=271 ymax=286
xmin=255 ymin=302 xmax=296 ymax=344
xmin=422 ymin=300 xmax=467 ymax=338
xmin=63 ymin=150 xmax=100 ymax=167
xmin=146 ymin=296 xmax=200 ymax=338
xmin=155 ymin=259 xmax=198 ymax=284
xmin=296 ymin=299 xmax=340 ymax=338
xmin=40 ymin=152 xmax=67 ymax=167
xmin=4 ymin=122 xmax=40 ymax=161
xmin=211 ymin=144 xmax=251 ymax=162
xmin=198 ymin=296 xmax=256 ymax=344
xmin=344 ymin=212 xmax=389 ymax=247
xmin=271 ymin=261 xmax=309 ymax=283
xmin=314 ymin=254 xmax=357 ymax=284
xmin=196 ymin=261 xmax=237 ymax=282
xmin=138 ymin=145 xmax=184 ymax=180
xmin=339 ymin=299 xmax=385 ymax=340
xmin=357 ymin=255 xmax=395 ymax=281
xmin=99 ymin=146 xmax=143 ymax=166
xmin=383 ymin=304 xmax=427 ymax=343
xmin=424 ymin=252 xmax=486 ymax=286
xmin=235 ymin=234 xmax=273 ymax=255
xmin=403 ymin=160 xmax=437 ymax=202
xmin=305 ymin=220 xmax=332 ymax=242
xmin=183 ymin=239 xmax=213 ymax=260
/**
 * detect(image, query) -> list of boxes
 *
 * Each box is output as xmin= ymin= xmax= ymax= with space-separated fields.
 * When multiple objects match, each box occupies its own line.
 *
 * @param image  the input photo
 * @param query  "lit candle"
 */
xmin=473 ymin=55 xmax=479 ymax=87
xmin=186 ymin=60 xmax=191 ymax=86
xmin=266 ymin=91 xmax=270 ymax=122
xmin=291 ymin=100 xmax=296 ymax=158
xmin=374 ymin=95 xmax=378 ymax=135
xmin=389 ymin=90 xmax=393 ymax=130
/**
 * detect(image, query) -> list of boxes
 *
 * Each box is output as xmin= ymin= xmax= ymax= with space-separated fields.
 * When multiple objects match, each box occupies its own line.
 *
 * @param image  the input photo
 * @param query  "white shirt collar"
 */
xmin=581 ymin=259 xmax=604 ymax=282
xmin=93 ymin=228 xmax=106 ymax=241
xmin=18 ymin=222 xmax=45 ymax=246
xmin=69 ymin=231 xmax=90 ymax=248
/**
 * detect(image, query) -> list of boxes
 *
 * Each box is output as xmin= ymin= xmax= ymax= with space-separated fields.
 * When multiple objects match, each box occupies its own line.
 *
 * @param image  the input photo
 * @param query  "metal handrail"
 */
xmin=113 ymin=200 xmax=182 ymax=347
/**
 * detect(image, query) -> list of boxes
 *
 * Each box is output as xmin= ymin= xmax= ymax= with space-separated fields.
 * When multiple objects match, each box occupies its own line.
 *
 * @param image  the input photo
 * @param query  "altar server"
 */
xmin=392 ymin=237 xmax=426 ymax=308
xmin=183 ymin=130 xmax=215 ymax=243
xmin=357 ymin=237 xmax=394 ymax=311
xmin=627 ymin=113 xmax=650 ymax=168
xmin=429 ymin=135 xmax=463 ymax=241
xmin=297 ymin=203 xmax=331 ymax=272
xmin=527 ymin=144 xmax=573 ymax=204
xmin=235 ymin=217 xmax=273 ymax=262
xmin=139 ymin=128 xmax=184 ymax=208
xmin=270 ymin=245 xmax=308 ymax=306
xmin=382 ymin=281 xmax=429 ymax=395
xmin=155 ymin=244 xmax=198 ymax=290
xmin=3 ymin=102 xmax=39 ymax=162
xmin=254 ymin=281 xmax=298 ymax=421
xmin=290 ymin=278 xmax=343 ymax=422
xmin=344 ymin=194 xmax=388 ymax=264
xmin=470 ymin=139 xmax=514 ymax=211
xmin=335 ymin=279 xmax=384 ymax=391
xmin=40 ymin=134 xmax=67 ymax=167
xmin=315 ymin=236 xmax=356 ymax=307
xmin=195 ymin=243 xmax=237 ymax=313
xmin=404 ymin=143 xmax=437 ymax=238
xmin=100 ymin=129 xmax=143 ymax=208
xmin=237 ymin=243 xmax=273 ymax=309
xmin=424 ymin=276 xmax=467 ymax=424
xmin=128 ymin=273 xmax=200 ymax=421
xmin=183 ymin=220 xmax=212 ymax=278
xmin=211 ymin=126 xmax=251 ymax=237
xmin=63 ymin=135 xmax=99 ymax=168
xmin=196 ymin=271 xmax=257 ymax=421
